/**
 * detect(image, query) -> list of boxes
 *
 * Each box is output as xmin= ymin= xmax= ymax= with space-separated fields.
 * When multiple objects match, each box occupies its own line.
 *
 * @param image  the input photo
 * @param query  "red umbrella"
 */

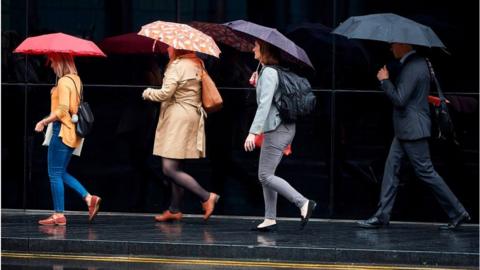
xmin=14 ymin=32 xmax=106 ymax=57
xmin=98 ymin=33 xmax=167 ymax=54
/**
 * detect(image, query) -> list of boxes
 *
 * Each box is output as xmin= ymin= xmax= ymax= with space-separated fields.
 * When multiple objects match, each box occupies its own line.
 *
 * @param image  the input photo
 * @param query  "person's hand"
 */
xmin=244 ymin=133 xmax=256 ymax=152
xmin=249 ymin=71 xmax=258 ymax=87
xmin=377 ymin=65 xmax=389 ymax=81
xmin=35 ymin=120 xmax=46 ymax=133
xmin=142 ymin=89 xmax=151 ymax=100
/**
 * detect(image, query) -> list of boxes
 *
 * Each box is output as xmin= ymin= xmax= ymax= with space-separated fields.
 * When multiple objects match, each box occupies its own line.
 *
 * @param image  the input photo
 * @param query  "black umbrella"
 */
xmin=332 ymin=13 xmax=446 ymax=48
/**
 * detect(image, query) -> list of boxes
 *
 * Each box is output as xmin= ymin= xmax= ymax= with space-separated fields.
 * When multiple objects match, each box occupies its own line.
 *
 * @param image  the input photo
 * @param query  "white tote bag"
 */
xmin=42 ymin=123 xmax=84 ymax=156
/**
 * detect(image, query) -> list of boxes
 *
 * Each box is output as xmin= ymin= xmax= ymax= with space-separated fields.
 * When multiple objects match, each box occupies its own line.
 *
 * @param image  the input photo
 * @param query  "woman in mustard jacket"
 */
xmin=34 ymin=53 xmax=101 ymax=226
xmin=142 ymin=47 xmax=220 ymax=222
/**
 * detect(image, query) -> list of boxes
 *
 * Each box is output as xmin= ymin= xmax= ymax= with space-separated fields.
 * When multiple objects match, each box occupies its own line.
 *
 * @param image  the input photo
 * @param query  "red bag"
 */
xmin=428 ymin=95 xmax=450 ymax=107
xmin=254 ymin=134 xmax=292 ymax=156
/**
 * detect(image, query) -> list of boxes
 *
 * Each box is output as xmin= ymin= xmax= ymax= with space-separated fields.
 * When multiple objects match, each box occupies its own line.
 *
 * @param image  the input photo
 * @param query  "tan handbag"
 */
xmin=199 ymin=61 xmax=223 ymax=113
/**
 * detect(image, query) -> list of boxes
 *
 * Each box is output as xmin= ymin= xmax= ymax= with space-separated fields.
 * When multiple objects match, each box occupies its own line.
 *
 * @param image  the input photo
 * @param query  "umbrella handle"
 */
xmin=152 ymin=39 xmax=159 ymax=52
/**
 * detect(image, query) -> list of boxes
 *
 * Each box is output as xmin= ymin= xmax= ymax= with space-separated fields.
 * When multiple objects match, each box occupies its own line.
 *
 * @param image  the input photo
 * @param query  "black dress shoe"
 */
xmin=251 ymin=224 xmax=278 ymax=232
xmin=439 ymin=212 xmax=471 ymax=230
xmin=300 ymin=200 xmax=317 ymax=230
xmin=357 ymin=217 xmax=389 ymax=229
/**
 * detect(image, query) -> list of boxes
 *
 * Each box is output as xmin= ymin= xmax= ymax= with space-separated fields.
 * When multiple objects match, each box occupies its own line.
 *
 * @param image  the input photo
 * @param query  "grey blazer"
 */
xmin=249 ymin=67 xmax=282 ymax=134
xmin=381 ymin=53 xmax=431 ymax=140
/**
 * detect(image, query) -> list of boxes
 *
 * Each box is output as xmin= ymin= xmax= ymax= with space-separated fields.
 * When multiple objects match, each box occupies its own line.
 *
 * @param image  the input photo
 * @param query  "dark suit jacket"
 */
xmin=381 ymin=53 xmax=431 ymax=140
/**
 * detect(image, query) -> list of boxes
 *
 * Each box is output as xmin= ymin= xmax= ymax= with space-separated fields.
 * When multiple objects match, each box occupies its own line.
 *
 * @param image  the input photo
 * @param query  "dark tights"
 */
xmin=162 ymin=158 xmax=210 ymax=212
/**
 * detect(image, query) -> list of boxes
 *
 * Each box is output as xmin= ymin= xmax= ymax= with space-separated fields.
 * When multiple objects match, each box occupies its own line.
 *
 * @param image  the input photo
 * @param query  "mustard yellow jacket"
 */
xmin=50 ymin=74 xmax=82 ymax=148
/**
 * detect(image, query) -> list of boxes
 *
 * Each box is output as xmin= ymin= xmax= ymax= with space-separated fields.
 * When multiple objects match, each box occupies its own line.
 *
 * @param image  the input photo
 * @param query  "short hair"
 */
xmin=173 ymin=49 xmax=194 ymax=59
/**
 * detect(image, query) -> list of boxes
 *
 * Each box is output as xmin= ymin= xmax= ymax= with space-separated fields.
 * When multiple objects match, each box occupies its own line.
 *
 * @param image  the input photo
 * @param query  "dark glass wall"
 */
xmin=2 ymin=0 xmax=478 ymax=222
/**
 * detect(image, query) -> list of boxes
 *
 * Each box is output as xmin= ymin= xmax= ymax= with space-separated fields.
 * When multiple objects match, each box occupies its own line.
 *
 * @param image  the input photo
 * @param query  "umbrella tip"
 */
xmin=441 ymin=47 xmax=451 ymax=55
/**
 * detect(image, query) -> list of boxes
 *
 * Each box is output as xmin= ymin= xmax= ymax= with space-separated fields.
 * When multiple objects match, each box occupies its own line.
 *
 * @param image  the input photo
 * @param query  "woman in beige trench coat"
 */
xmin=142 ymin=46 xmax=219 ymax=222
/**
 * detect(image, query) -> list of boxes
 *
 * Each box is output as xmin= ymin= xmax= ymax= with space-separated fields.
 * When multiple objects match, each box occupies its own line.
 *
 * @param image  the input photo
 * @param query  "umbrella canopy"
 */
xmin=14 ymin=32 xmax=106 ymax=57
xmin=138 ymin=20 xmax=221 ymax=58
xmin=224 ymin=20 xmax=314 ymax=69
xmin=332 ymin=13 xmax=446 ymax=48
xmin=98 ymin=33 xmax=167 ymax=54
xmin=286 ymin=22 xmax=372 ymax=88
xmin=189 ymin=21 xmax=253 ymax=52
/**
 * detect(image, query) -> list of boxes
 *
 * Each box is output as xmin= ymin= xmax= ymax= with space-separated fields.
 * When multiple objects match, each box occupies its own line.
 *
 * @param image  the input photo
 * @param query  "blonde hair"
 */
xmin=48 ymin=53 xmax=78 ymax=77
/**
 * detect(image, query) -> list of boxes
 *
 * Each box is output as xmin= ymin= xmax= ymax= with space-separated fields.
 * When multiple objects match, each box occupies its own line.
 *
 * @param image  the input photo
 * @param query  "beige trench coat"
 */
xmin=143 ymin=54 xmax=206 ymax=159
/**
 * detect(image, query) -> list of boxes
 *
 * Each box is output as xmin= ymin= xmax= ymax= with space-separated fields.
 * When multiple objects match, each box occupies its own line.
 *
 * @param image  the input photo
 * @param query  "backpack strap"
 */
xmin=63 ymin=75 xmax=83 ymax=103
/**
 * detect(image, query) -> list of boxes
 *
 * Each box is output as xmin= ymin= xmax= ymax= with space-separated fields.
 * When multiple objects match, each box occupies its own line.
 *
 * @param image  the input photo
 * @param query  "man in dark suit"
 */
xmin=357 ymin=43 xmax=470 ymax=230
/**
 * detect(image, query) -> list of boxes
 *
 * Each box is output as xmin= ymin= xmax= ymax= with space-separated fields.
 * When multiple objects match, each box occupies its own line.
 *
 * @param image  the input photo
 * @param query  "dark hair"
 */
xmin=257 ymin=39 xmax=281 ymax=65
xmin=173 ymin=49 xmax=194 ymax=58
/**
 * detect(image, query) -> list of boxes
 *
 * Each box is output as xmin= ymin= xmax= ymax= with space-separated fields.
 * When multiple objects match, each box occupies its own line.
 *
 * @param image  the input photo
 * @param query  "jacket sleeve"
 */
xmin=143 ymin=62 xmax=179 ymax=102
xmin=249 ymin=67 xmax=278 ymax=134
xmin=380 ymin=62 xmax=422 ymax=107
xmin=55 ymin=77 xmax=74 ymax=127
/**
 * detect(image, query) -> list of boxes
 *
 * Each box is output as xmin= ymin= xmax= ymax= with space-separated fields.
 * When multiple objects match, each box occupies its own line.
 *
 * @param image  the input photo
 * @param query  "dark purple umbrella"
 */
xmin=98 ymin=33 xmax=167 ymax=54
xmin=224 ymin=20 xmax=314 ymax=69
xmin=189 ymin=21 xmax=253 ymax=52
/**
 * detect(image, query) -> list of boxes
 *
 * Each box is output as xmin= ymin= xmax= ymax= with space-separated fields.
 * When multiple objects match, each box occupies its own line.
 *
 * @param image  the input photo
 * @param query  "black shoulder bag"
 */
xmin=425 ymin=58 xmax=458 ymax=145
xmin=64 ymin=76 xmax=94 ymax=138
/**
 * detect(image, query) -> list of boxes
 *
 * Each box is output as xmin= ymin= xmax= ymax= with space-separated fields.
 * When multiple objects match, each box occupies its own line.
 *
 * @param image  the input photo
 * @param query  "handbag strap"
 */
xmin=194 ymin=58 xmax=208 ymax=78
xmin=425 ymin=58 xmax=446 ymax=101
xmin=63 ymin=75 xmax=83 ymax=103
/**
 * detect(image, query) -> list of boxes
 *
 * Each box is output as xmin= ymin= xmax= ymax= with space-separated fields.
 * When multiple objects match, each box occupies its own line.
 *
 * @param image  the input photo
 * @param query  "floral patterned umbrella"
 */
xmin=138 ymin=20 xmax=221 ymax=58
xmin=189 ymin=21 xmax=253 ymax=52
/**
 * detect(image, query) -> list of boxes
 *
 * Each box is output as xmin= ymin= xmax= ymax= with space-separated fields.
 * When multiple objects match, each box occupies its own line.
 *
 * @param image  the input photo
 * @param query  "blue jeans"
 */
xmin=48 ymin=121 xmax=88 ymax=212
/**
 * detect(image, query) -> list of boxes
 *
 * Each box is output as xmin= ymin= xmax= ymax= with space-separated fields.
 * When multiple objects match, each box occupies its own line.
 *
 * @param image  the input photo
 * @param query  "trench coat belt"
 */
xmin=164 ymin=99 xmax=207 ymax=153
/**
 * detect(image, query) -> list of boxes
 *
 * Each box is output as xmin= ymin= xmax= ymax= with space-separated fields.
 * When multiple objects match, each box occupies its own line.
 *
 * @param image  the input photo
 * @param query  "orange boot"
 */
xmin=155 ymin=210 xmax=183 ymax=222
xmin=201 ymin=193 xmax=220 ymax=220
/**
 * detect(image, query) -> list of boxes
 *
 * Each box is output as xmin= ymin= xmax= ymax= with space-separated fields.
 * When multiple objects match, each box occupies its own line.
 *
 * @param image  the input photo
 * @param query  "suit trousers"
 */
xmin=374 ymin=137 xmax=466 ymax=222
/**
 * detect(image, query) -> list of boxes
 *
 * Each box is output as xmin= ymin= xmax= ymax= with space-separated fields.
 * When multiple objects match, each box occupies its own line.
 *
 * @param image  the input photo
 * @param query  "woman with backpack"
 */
xmin=142 ymin=46 xmax=220 ymax=222
xmin=34 ymin=53 xmax=101 ymax=226
xmin=244 ymin=40 xmax=316 ymax=232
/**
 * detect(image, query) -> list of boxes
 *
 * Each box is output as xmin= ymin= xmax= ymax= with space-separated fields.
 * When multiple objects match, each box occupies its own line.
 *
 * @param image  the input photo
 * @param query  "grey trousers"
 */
xmin=259 ymin=123 xmax=308 ymax=219
xmin=374 ymin=137 xmax=466 ymax=222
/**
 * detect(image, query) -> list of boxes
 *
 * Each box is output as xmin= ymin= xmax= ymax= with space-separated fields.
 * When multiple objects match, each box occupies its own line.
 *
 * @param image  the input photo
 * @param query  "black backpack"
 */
xmin=265 ymin=65 xmax=316 ymax=122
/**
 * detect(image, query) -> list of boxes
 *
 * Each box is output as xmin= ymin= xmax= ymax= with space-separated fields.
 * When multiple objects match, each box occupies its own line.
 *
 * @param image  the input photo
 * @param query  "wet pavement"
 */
xmin=2 ymin=209 xmax=478 ymax=268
